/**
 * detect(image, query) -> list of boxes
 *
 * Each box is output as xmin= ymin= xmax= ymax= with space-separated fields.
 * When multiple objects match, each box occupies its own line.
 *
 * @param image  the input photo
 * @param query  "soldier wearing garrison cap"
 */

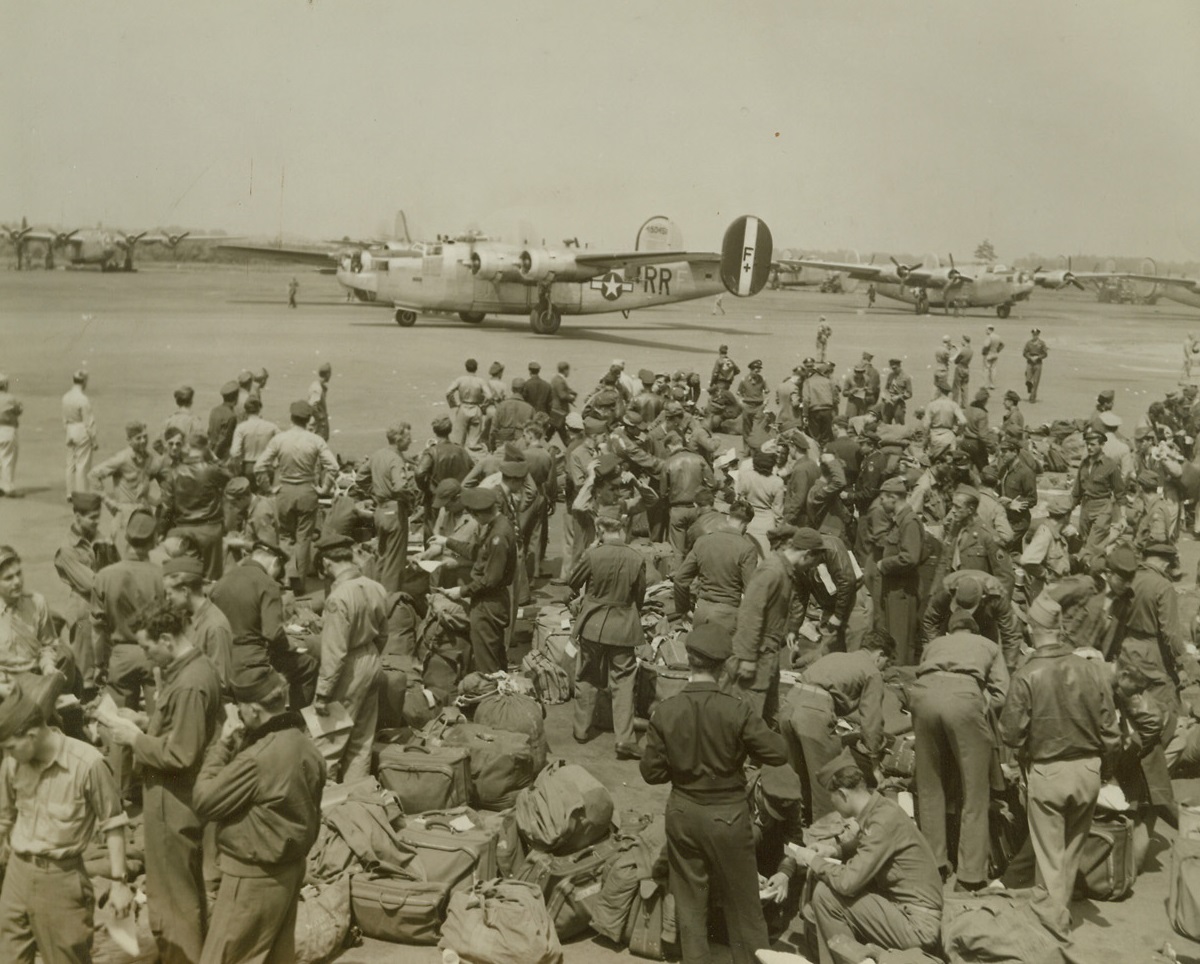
xmin=55 ymin=491 xmax=110 ymax=681
xmin=90 ymin=419 xmax=169 ymax=554
xmin=1072 ymin=420 xmax=1126 ymax=569
xmin=736 ymin=359 xmax=768 ymax=446
xmin=746 ymin=763 xmax=806 ymax=939
xmin=253 ymin=399 xmax=338 ymax=592
xmin=439 ymin=484 xmax=517 ymax=673
xmin=356 ymin=422 xmax=420 ymax=592
xmin=641 ymin=622 xmax=787 ymax=964
xmin=415 ymin=414 xmax=473 ymax=541
xmin=208 ymin=380 xmax=242 ymax=460
xmin=522 ymin=360 xmax=553 ymax=414
xmin=876 ymin=475 xmax=924 ymax=665
xmin=1130 ymin=466 xmax=1172 ymax=552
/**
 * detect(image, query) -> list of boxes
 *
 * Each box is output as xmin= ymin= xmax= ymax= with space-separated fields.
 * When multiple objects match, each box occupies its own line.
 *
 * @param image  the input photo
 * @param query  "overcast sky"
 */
xmin=3 ymin=1 xmax=1197 ymax=261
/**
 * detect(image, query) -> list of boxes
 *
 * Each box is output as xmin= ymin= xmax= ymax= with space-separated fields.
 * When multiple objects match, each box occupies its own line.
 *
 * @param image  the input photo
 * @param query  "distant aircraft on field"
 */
xmin=0 ymin=217 xmax=228 ymax=271
xmin=220 ymin=213 xmax=774 ymax=335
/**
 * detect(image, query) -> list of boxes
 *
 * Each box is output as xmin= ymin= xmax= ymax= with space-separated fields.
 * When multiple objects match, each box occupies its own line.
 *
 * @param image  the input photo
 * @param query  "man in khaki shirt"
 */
xmin=0 ymin=684 xmax=133 ymax=962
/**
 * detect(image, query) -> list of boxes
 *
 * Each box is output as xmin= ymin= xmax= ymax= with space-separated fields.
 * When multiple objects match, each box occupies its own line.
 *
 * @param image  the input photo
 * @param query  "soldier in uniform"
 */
xmin=1114 ymin=543 xmax=1192 ymax=712
xmin=90 ymin=420 xmax=169 ymax=556
xmin=164 ymin=385 xmax=205 ymax=444
xmin=307 ymin=362 xmax=332 ymax=440
xmin=159 ymin=432 xmax=231 ymax=581
xmin=1000 ymin=582 xmax=1121 ymax=919
xmin=62 ymin=369 xmax=97 ymax=498
xmin=920 ymin=570 xmax=1023 ymax=670
xmin=549 ymin=361 xmax=577 ymax=444
xmin=228 ymin=396 xmax=278 ymax=486
xmin=791 ymin=760 xmax=944 ymax=964
xmin=0 ymin=376 xmax=21 ymax=498
xmin=313 ymin=534 xmax=386 ymax=782
xmin=842 ymin=363 xmax=872 ymax=419
xmin=1022 ymin=327 xmax=1049 ymax=403
xmin=567 ymin=515 xmax=646 ymax=758
xmin=440 ymin=486 xmax=517 ymax=673
xmin=356 ymin=422 xmax=420 ymax=593
xmin=1072 ymin=427 xmax=1126 ymax=567
xmin=194 ymin=666 xmax=325 ymax=964
xmin=793 ymin=528 xmax=860 ymax=653
xmin=522 ymin=361 xmax=553 ymax=414
xmin=253 ymin=400 xmax=339 ymax=591
xmin=660 ymin=432 xmax=715 ymax=562
xmin=876 ymin=477 xmax=924 ymax=665
xmin=934 ymin=489 xmax=1014 ymax=600
xmin=779 ymin=630 xmax=891 ymax=824
xmin=55 ymin=492 xmax=108 ymax=683
xmin=673 ymin=501 xmax=759 ymax=637
xmin=107 ymin=602 xmax=221 ymax=964
xmin=981 ymin=324 xmax=1004 ymax=387
xmin=745 ymin=764 xmax=806 ymax=940
xmin=882 ymin=358 xmax=913 ymax=426
xmin=208 ymin=381 xmax=240 ymax=460
xmin=445 ymin=358 xmax=492 ymax=453
xmin=415 ymin=415 xmax=474 ymax=540
xmin=639 ymin=623 xmax=788 ymax=964
xmin=163 ymin=555 xmax=233 ymax=694
xmin=737 ymin=359 xmax=768 ymax=445
xmin=1129 ymin=467 xmax=1174 ymax=550
xmin=911 ymin=611 xmax=1008 ymax=890
xmin=710 ymin=344 xmax=740 ymax=393
xmin=731 ymin=527 xmax=824 ymax=723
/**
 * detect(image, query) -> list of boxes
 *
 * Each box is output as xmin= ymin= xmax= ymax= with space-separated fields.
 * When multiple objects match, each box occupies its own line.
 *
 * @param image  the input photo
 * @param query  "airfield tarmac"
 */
xmin=2 ymin=264 xmax=1200 ymax=963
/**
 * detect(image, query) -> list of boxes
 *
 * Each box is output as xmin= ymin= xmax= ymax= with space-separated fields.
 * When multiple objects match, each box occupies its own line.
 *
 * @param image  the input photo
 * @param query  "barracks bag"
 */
xmin=515 ymin=759 xmax=616 ymax=855
xmin=397 ymin=821 xmax=499 ymax=893
xmin=532 ymin=604 xmax=578 ymax=694
xmin=1075 ymin=811 xmax=1136 ymax=901
xmin=439 ymin=879 xmax=564 ymax=964
xmin=350 ymin=876 xmax=452 ymax=945
xmin=591 ymin=818 xmax=666 ymax=944
xmin=514 ymin=837 xmax=620 ymax=940
xmin=522 ymin=651 xmax=573 ymax=705
xmin=475 ymin=691 xmax=549 ymax=748
xmin=374 ymin=743 xmax=470 ymax=814
xmin=1169 ymin=835 xmax=1200 ymax=940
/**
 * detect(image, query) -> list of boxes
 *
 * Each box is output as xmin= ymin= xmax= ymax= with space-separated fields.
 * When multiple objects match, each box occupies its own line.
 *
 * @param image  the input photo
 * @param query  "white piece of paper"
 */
xmin=565 ymin=640 xmax=579 ymax=658
xmin=100 ymin=907 xmax=139 ymax=956
xmin=416 ymin=559 xmax=446 ymax=573
xmin=299 ymin=701 xmax=352 ymax=737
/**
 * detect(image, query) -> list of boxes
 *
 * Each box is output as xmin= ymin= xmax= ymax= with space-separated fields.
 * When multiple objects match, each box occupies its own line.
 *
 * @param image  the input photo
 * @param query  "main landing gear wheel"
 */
xmin=996 ymin=304 xmax=1012 ymax=319
xmin=394 ymin=309 xmax=417 ymax=327
xmin=529 ymin=305 xmax=562 ymax=335
xmin=458 ymin=311 xmax=486 ymax=324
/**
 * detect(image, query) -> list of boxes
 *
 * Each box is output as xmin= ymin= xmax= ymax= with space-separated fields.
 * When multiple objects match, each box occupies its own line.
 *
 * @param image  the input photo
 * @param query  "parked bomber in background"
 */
xmin=0 ymin=218 xmax=227 ymax=271
xmin=780 ymin=251 xmax=1128 ymax=317
xmin=221 ymin=214 xmax=775 ymax=334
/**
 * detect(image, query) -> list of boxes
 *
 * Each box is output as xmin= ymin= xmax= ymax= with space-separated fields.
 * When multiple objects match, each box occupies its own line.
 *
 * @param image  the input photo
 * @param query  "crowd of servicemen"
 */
xmin=0 ymin=323 xmax=1199 ymax=963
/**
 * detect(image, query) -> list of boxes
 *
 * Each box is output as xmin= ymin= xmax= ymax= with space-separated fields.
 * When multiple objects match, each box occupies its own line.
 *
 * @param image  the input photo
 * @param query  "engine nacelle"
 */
xmin=468 ymin=248 xmax=520 ymax=282
xmin=516 ymin=248 xmax=592 ymax=283
xmin=1034 ymin=270 xmax=1070 ymax=289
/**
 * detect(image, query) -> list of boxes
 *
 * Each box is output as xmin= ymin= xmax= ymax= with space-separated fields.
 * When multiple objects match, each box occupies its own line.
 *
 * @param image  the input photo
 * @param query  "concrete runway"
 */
xmin=3 ymin=264 xmax=1200 ymax=963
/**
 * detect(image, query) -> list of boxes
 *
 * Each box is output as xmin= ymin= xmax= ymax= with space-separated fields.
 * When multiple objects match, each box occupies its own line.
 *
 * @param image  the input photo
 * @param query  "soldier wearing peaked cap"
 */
xmin=1072 ymin=424 xmax=1126 ymax=569
xmin=522 ymin=361 xmax=553 ymax=414
xmin=876 ymin=476 xmax=924 ymax=665
xmin=55 ymin=491 xmax=111 ymax=682
xmin=415 ymin=414 xmax=473 ymax=542
xmin=208 ymin=381 xmax=241 ymax=461
xmin=745 ymin=763 xmax=806 ymax=939
xmin=1022 ymin=327 xmax=1048 ymax=402
xmin=736 ymin=360 xmax=768 ymax=447
xmin=439 ymin=484 xmax=518 ymax=674
xmin=640 ymin=622 xmax=788 ymax=964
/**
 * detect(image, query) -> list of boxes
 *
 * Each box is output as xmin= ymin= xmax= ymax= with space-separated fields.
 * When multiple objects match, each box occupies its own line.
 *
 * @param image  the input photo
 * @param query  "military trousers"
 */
xmin=667 ymin=505 xmax=698 ymax=565
xmin=469 ymin=592 xmax=509 ymax=673
xmin=64 ymin=424 xmax=93 ymax=497
xmin=880 ymin=573 xmax=921 ymax=666
xmin=0 ymin=426 xmax=16 ymax=494
xmin=781 ymin=685 xmax=840 ymax=825
xmin=573 ymin=638 xmax=635 ymax=747
xmin=1027 ymin=756 xmax=1101 ymax=914
xmin=323 ymin=647 xmax=382 ymax=782
xmin=692 ymin=598 xmax=738 ymax=638
xmin=0 ymin=854 xmax=94 ymax=963
xmin=666 ymin=790 xmax=769 ymax=964
xmin=276 ymin=482 xmax=318 ymax=579
xmin=200 ymin=859 xmax=304 ymax=964
xmin=810 ymin=881 xmax=941 ymax=964
xmin=724 ymin=642 xmax=781 ymax=726
xmin=1025 ymin=361 xmax=1043 ymax=402
xmin=144 ymin=778 xmax=207 ymax=964
xmin=374 ymin=500 xmax=408 ymax=593
xmin=911 ymin=673 xmax=993 ymax=884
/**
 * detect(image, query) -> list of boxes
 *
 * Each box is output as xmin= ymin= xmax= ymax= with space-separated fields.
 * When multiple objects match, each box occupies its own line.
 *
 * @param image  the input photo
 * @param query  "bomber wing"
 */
xmin=216 ymin=244 xmax=341 ymax=268
xmin=574 ymin=250 xmax=720 ymax=273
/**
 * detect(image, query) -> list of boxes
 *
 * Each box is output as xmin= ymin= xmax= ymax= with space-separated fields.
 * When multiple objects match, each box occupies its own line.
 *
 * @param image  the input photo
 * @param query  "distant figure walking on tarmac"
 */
xmin=713 ymin=294 xmax=725 ymax=316
xmin=867 ymin=284 xmax=876 ymax=308
xmin=816 ymin=318 xmax=832 ymax=362
xmin=288 ymin=277 xmax=299 ymax=309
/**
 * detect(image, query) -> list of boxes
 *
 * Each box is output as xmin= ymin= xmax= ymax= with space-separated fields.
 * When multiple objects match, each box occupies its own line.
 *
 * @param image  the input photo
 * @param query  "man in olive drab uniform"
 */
xmin=523 ymin=361 xmax=553 ymax=414
xmin=1072 ymin=427 xmax=1126 ymax=567
xmin=163 ymin=556 xmax=233 ymax=695
xmin=254 ymin=400 xmax=338 ymax=590
xmin=445 ymin=358 xmax=492 ymax=453
xmin=91 ymin=509 xmax=163 ymax=801
xmin=228 ymin=396 xmax=277 ymax=486
xmin=194 ymin=665 xmax=324 ymax=964
xmin=934 ymin=489 xmax=1014 ymax=601
xmin=313 ymin=534 xmax=386 ymax=782
xmin=920 ymin=570 xmax=1023 ymax=670
xmin=876 ymin=477 xmax=924 ymax=665
xmin=90 ymin=420 xmax=169 ymax=556
xmin=737 ymin=359 xmax=768 ymax=446
xmin=673 ymin=501 xmax=759 ymax=637
xmin=981 ymin=325 xmax=1003 ymax=387
xmin=307 ymin=362 xmax=332 ymax=440
xmin=792 ymin=762 xmax=944 ymax=964
xmin=660 ymin=431 xmax=714 ymax=563
xmin=911 ymin=611 xmax=1008 ymax=890
xmin=779 ymin=630 xmax=892 ymax=825
xmin=549 ymin=361 xmax=577 ymax=445
xmin=0 ymin=686 xmax=135 ymax=963
xmin=159 ymin=432 xmax=232 ymax=581
xmin=107 ymin=603 xmax=221 ymax=964
xmin=440 ymin=486 xmax=517 ymax=673
xmin=710 ymin=344 xmax=740 ymax=393
xmin=1113 ymin=543 xmax=1193 ymax=713
xmin=62 ymin=369 xmax=97 ymax=498
xmin=882 ymin=358 xmax=913 ymax=426
xmin=731 ymin=527 xmax=824 ymax=723
xmin=208 ymin=381 xmax=240 ymax=461
xmin=568 ymin=515 xmax=646 ymax=758
xmin=793 ymin=529 xmax=859 ymax=653
xmin=1000 ymin=582 xmax=1121 ymax=918
xmin=415 ymin=415 xmax=473 ymax=540
xmin=745 ymin=764 xmax=806 ymax=940
xmin=356 ymin=422 xmax=420 ymax=593
xmin=55 ymin=492 xmax=108 ymax=682
xmin=211 ymin=541 xmax=319 ymax=709
xmin=1129 ymin=468 xmax=1174 ymax=550
xmin=1022 ymin=327 xmax=1048 ymax=403
xmin=640 ymin=624 xmax=788 ymax=964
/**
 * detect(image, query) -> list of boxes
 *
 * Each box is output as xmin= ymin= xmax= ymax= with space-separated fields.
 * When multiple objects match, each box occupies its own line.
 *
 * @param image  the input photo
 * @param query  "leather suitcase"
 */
xmin=374 ymin=742 xmax=470 ymax=814
xmin=350 ymin=875 xmax=451 ymax=945
xmin=516 ymin=838 xmax=618 ymax=940
xmin=397 ymin=822 xmax=499 ymax=893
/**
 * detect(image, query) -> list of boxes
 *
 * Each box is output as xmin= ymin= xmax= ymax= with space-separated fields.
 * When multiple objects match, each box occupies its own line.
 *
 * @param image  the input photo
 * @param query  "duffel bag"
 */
xmin=374 ymin=743 xmax=470 ymax=814
xmin=1169 ymin=835 xmax=1200 ymax=940
xmin=350 ymin=875 xmax=452 ymax=946
xmin=295 ymin=874 xmax=352 ymax=964
xmin=589 ymin=818 xmax=666 ymax=944
xmin=522 ymin=651 xmax=573 ymax=704
xmin=476 ymin=691 xmax=548 ymax=750
xmin=1075 ymin=811 xmax=1135 ymax=901
xmin=532 ymin=605 xmax=578 ymax=691
xmin=403 ymin=680 xmax=444 ymax=729
xmin=398 ymin=821 xmax=499 ymax=893
xmin=378 ymin=659 xmax=411 ymax=731
xmin=941 ymin=887 xmax=1072 ymax=964
xmin=439 ymin=879 xmax=563 ymax=964
xmin=514 ymin=837 xmax=619 ymax=940
xmin=424 ymin=712 xmax=546 ymax=809
xmin=515 ymin=759 xmax=615 ymax=855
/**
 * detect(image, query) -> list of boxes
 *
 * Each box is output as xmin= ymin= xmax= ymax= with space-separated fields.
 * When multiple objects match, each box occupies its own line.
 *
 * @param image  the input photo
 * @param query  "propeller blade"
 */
xmin=1069 ymin=278 xmax=1085 ymax=290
